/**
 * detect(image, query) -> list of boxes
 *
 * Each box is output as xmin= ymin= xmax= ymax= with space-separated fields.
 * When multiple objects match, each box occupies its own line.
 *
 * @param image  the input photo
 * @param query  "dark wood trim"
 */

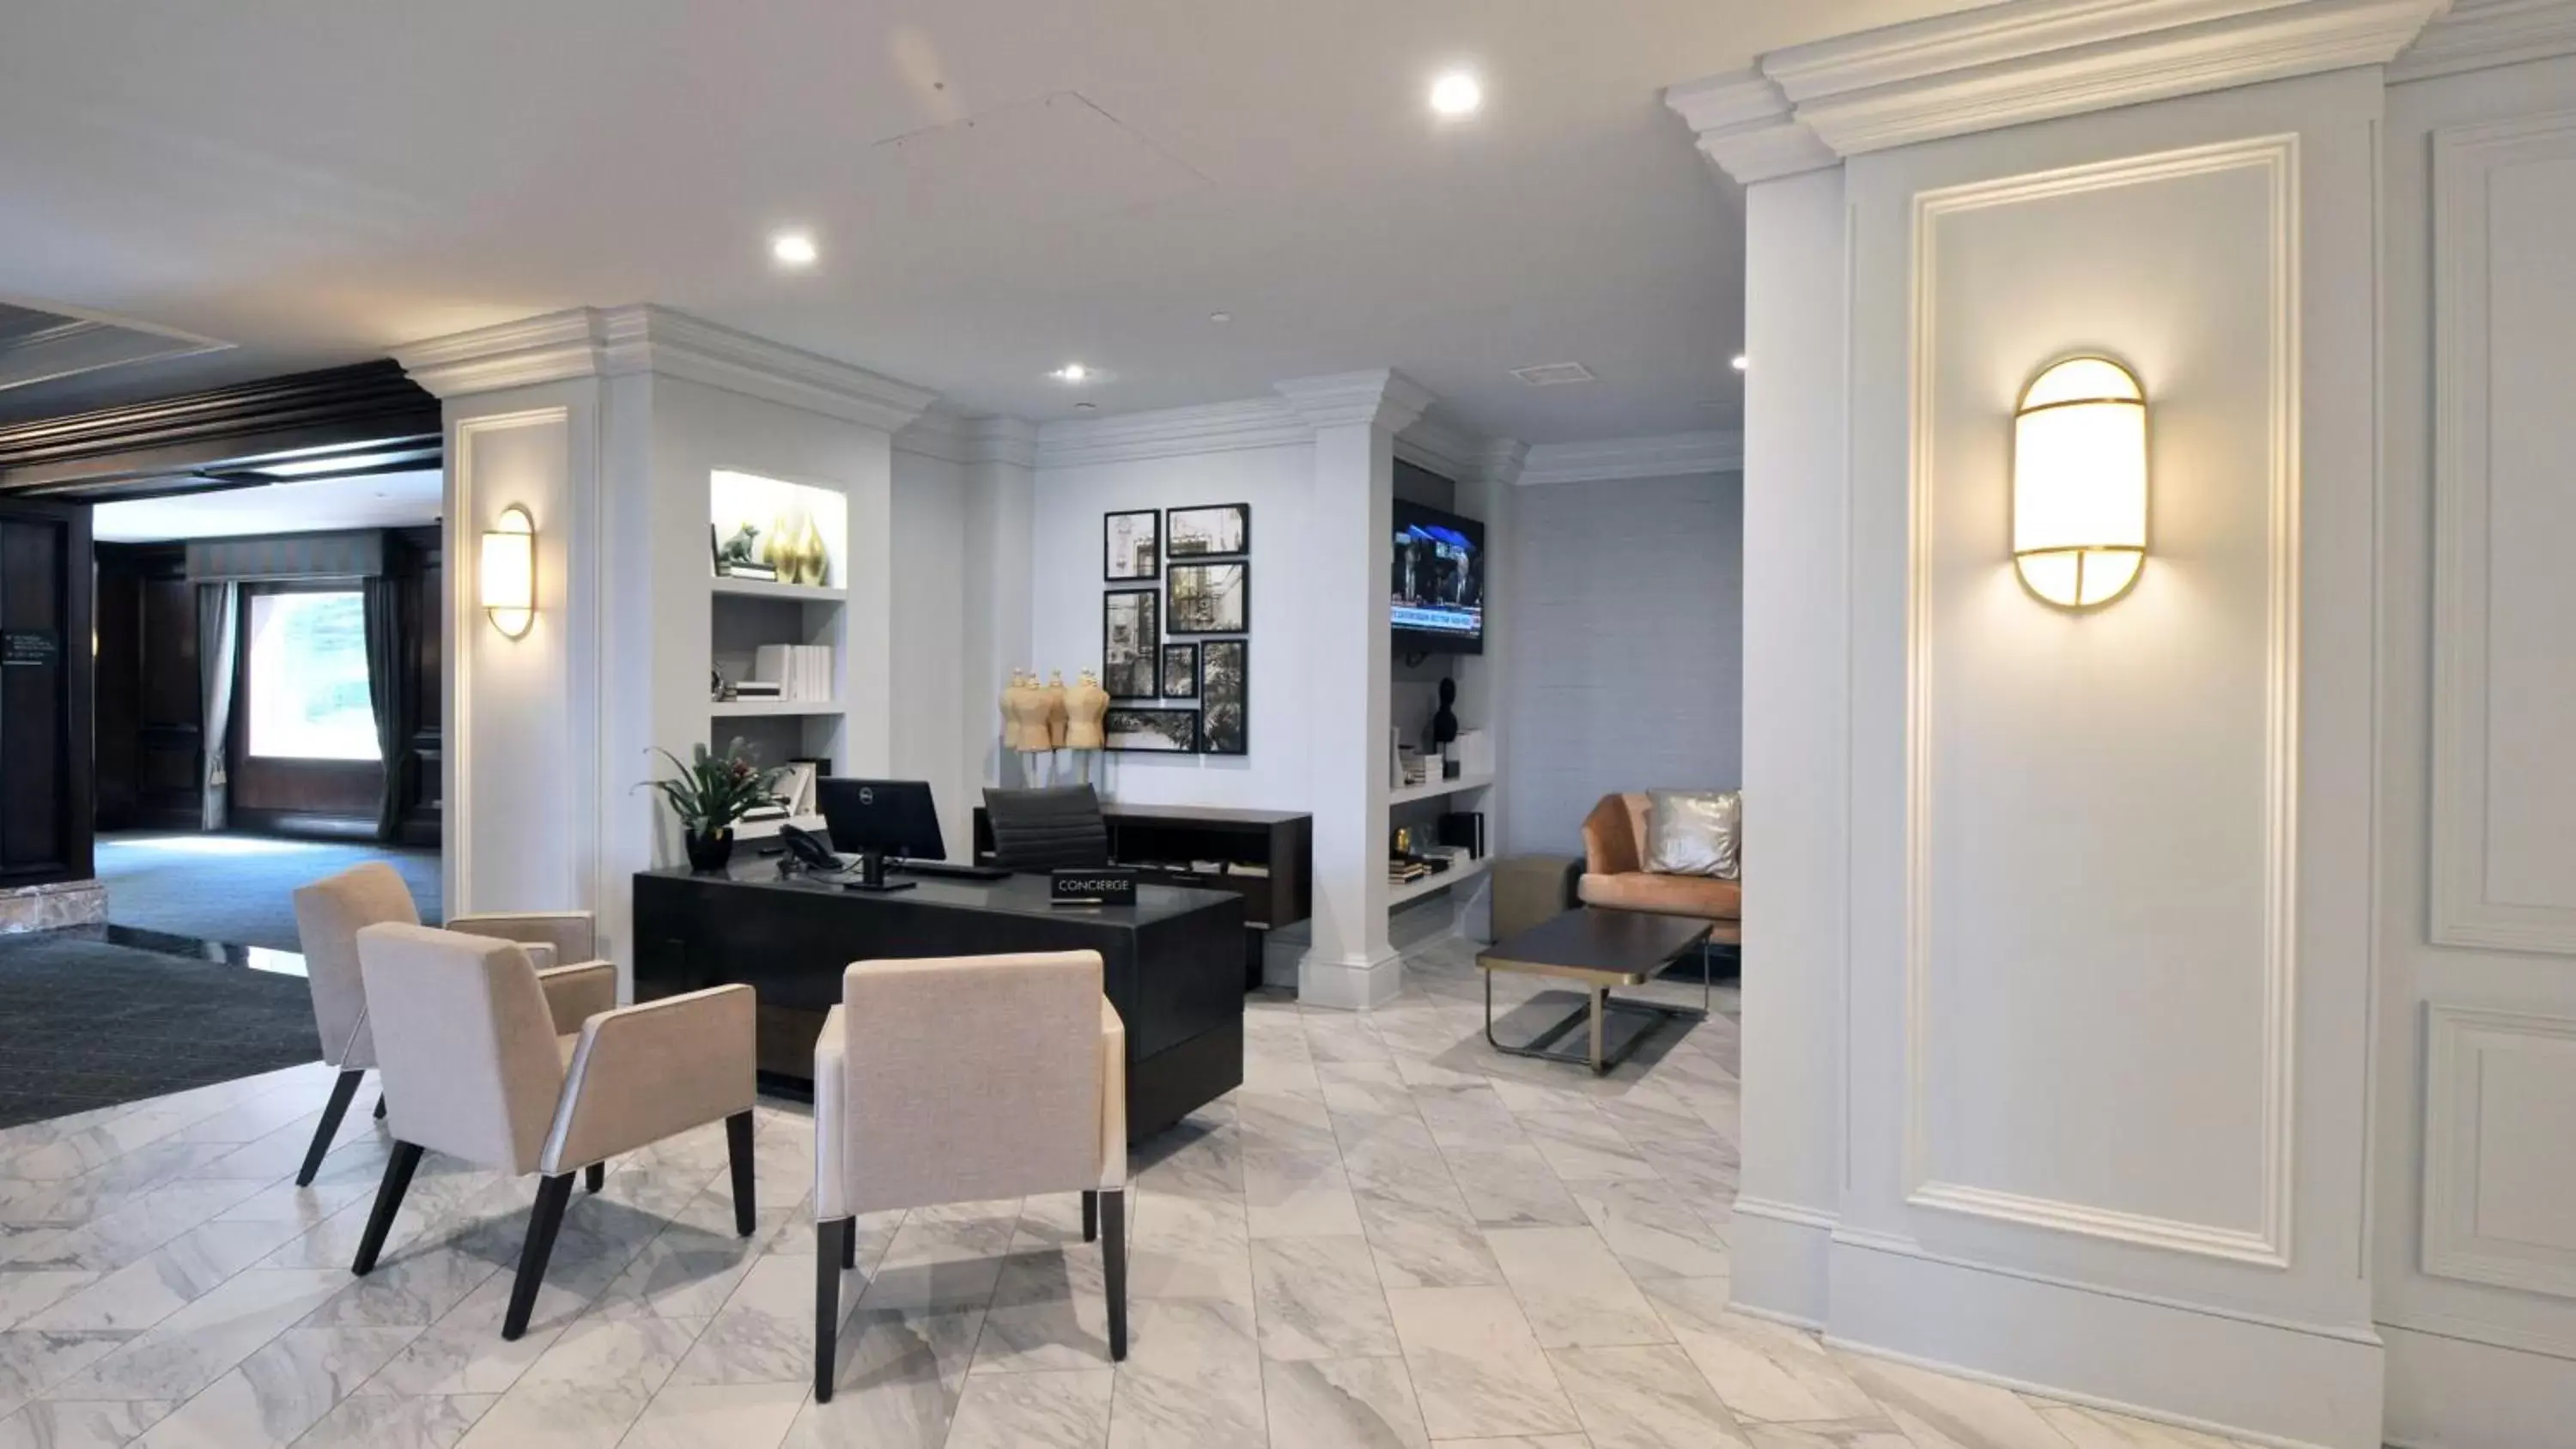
xmin=0 ymin=361 xmax=438 ymax=496
xmin=0 ymin=497 xmax=94 ymax=885
xmin=227 ymin=579 xmax=381 ymax=828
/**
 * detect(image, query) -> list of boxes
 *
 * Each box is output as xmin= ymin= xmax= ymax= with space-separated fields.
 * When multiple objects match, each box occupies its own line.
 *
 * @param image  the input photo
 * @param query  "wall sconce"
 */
xmin=480 ymin=505 xmax=536 ymax=639
xmin=2013 ymin=356 xmax=2148 ymax=609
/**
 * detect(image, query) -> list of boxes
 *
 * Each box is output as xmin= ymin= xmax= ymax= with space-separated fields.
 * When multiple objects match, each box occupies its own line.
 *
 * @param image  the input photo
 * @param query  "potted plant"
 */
xmin=641 ymin=738 xmax=782 ymax=873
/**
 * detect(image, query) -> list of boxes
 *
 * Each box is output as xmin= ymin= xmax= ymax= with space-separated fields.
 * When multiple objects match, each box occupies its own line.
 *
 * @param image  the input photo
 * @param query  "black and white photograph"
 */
xmin=1103 ymin=588 xmax=1160 ymax=698
xmin=1165 ymin=503 xmax=1250 ymax=558
xmin=1161 ymin=643 xmax=1200 ymax=698
xmin=1200 ymin=639 xmax=1247 ymax=755
xmin=1166 ymin=560 xmax=1248 ymax=634
xmin=1103 ymin=509 xmax=1159 ymax=580
xmin=1103 ymin=706 xmax=1199 ymax=753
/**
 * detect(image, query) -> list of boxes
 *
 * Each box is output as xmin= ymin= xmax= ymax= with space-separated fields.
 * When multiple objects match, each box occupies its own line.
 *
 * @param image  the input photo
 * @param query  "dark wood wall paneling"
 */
xmin=0 ymin=500 xmax=94 ymax=885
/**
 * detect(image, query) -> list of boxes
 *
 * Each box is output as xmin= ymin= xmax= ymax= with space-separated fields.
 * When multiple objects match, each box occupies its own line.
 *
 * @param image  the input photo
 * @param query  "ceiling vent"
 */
xmin=1510 ymin=361 xmax=1595 ymax=386
xmin=0 ymin=300 xmax=230 ymax=397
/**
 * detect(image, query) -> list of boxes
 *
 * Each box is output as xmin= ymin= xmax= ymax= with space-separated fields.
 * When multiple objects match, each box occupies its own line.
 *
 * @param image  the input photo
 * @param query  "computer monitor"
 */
xmin=817 ymin=779 xmax=946 ymax=863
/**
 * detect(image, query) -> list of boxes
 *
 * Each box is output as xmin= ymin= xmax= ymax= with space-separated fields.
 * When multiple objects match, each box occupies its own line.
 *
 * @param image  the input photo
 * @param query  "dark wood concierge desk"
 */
xmin=631 ymin=865 xmax=1246 ymax=1143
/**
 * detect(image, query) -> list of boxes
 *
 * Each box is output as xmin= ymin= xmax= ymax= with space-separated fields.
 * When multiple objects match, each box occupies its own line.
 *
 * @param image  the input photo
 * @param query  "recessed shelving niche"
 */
xmin=707 ymin=470 xmax=850 ymax=821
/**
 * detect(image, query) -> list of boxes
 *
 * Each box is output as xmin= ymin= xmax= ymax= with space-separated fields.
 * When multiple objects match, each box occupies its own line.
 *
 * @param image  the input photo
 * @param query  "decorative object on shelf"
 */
xmin=1161 ymin=643 xmax=1200 ymax=698
xmin=766 ymin=512 xmax=829 ymax=586
xmin=1164 ymin=503 xmax=1249 ymax=558
xmin=640 ymin=738 xmax=785 ymax=876
xmin=480 ymin=505 xmax=536 ymax=639
xmin=1104 ymin=706 xmax=1199 ymax=753
xmin=1431 ymin=677 xmax=1460 ymax=778
xmin=1454 ymin=727 xmax=1492 ymax=776
xmin=1199 ymin=639 xmax=1247 ymax=755
xmin=1166 ymin=560 xmax=1247 ymax=634
xmin=715 ymin=523 xmax=772 ymax=579
xmin=1104 ymin=509 xmax=1159 ymax=581
xmin=753 ymin=643 xmax=834 ymax=701
xmin=2014 ymin=355 xmax=2148 ymax=609
xmin=1103 ymin=590 xmax=1161 ymax=698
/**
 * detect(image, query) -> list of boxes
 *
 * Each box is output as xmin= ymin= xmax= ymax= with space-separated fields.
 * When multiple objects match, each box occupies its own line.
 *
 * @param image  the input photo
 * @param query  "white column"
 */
xmin=1280 ymin=370 xmax=1431 ymax=1009
xmin=961 ymin=419 xmax=1037 ymax=798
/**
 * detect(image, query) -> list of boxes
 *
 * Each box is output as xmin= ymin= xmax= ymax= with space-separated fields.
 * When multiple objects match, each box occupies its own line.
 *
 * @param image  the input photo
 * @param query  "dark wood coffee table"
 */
xmin=1477 ymin=907 xmax=1713 ymax=1075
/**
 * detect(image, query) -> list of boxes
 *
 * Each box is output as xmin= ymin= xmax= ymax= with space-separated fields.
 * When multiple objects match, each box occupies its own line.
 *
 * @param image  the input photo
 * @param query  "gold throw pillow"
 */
xmin=1644 ymin=790 xmax=1741 ymax=880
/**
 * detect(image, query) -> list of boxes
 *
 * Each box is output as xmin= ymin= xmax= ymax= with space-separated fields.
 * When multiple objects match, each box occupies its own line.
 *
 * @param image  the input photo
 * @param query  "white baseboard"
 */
xmin=1824 ymin=1234 xmax=2383 ymax=1449
xmin=1729 ymin=1195 xmax=1836 ymax=1328
xmin=2383 ymin=1320 xmax=2576 ymax=1449
xmin=1298 ymin=948 xmax=1403 ymax=1010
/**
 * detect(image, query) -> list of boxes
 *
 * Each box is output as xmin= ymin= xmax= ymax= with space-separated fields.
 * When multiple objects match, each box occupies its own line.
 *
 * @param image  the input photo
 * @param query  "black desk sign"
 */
xmin=1051 ymin=867 xmax=1137 ymax=906
xmin=1 ymin=632 xmax=58 ymax=667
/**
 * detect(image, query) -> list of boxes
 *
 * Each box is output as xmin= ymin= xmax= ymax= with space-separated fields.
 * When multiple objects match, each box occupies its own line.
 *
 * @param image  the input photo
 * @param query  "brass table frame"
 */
xmin=1478 ymin=919 xmax=1713 ymax=1076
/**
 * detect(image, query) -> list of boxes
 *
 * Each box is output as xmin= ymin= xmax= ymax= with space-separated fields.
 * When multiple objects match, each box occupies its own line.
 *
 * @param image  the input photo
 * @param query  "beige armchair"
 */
xmin=349 ymin=922 xmax=757 ymax=1341
xmin=289 ymin=862 xmax=607 ymax=1187
xmin=811 ymin=950 xmax=1128 ymax=1399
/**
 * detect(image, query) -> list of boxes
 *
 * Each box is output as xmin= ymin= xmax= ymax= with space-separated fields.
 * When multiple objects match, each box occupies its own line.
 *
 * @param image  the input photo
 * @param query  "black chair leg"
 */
xmin=503 ymin=1173 xmax=574 ymax=1342
xmin=298 ymin=1069 xmax=366 ymax=1187
xmin=373 ymin=1093 xmax=386 ymax=1121
xmin=1102 ymin=1187 xmax=1127 ymax=1361
xmin=1082 ymin=1190 xmax=1098 ymax=1244
xmin=841 ymin=1220 xmax=857 ymax=1269
xmin=584 ymin=1161 xmax=605 ymax=1194
xmin=725 ymin=1110 xmax=756 ymax=1237
xmin=351 ymin=1140 xmax=423 ymax=1275
xmin=815 ymin=1218 xmax=849 ymax=1402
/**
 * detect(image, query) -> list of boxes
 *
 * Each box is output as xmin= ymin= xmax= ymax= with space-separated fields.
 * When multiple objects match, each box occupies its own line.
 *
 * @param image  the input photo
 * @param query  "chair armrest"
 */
xmin=1098 ymin=998 xmax=1127 ymax=1190
xmin=813 ymin=1005 xmax=848 ymax=1220
xmin=1580 ymin=795 xmax=1641 ymax=876
xmin=450 ymin=911 xmax=597 ymax=967
xmin=540 ymin=985 xmax=756 ymax=1173
xmin=535 ymin=961 xmax=618 ymax=1034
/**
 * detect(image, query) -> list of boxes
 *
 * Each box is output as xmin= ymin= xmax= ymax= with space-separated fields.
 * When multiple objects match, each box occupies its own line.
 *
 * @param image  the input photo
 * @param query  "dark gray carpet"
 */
xmin=0 ymin=931 xmax=323 ymax=1129
xmin=95 ymin=832 xmax=440 ymax=953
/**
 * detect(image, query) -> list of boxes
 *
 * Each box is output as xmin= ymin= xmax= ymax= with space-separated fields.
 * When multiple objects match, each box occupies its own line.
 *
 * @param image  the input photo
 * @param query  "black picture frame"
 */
xmin=1104 ymin=510 xmax=1159 ymax=581
xmin=1164 ymin=503 xmax=1250 ymax=559
xmin=1160 ymin=643 xmax=1200 ymax=698
xmin=1200 ymin=639 xmax=1248 ymax=755
xmin=1166 ymin=560 xmax=1249 ymax=634
xmin=1103 ymin=706 xmax=1199 ymax=753
xmin=1102 ymin=589 xmax=1161 ymax=699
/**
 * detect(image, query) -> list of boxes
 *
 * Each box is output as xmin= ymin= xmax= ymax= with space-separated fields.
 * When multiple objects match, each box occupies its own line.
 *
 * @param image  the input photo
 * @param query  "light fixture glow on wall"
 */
xmin=2012 ymin=356 xmax=2148 ymax=609
xmin=481 ymin=505 xmax=536 ymax=639
xmin=1429 ymin=71 xmax=1483 ymax=116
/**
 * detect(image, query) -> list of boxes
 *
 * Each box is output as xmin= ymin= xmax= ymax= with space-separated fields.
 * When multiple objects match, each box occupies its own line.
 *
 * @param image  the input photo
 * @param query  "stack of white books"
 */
xmin=752 ymin=644 xmax=835 ymax=702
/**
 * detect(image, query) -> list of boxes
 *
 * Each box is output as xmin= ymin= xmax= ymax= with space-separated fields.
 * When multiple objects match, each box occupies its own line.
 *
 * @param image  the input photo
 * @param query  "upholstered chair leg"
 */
xmin=298 ymin=1069 xmax=366 ymax=1187
xmin=841 ymin=1222 xmax=857 ymax=1270
xmin=725 ymin=1111 xmax=756 ymax=1237
xmin=815 ymin=1218 xmax=850 ymax=1402
xmin=1102 ymin=1188 xmax=1127 ymax=1361
xmin=1082 ymin=1190 xmax=1098 ymax=1244
xmin=351 ymin=1140 xmax=423 ymax=1275
xmin=504 ymin=1174 xmax=575 ymax=1341
xmin=373 ymin=1092 xmax=386 ymax=1121
xmin=584 ymin=1161 xmax=605 ymax=1194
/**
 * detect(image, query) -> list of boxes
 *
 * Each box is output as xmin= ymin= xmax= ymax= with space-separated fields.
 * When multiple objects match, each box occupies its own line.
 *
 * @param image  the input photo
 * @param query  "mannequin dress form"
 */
xmin=1005 ymin=670 xmax=1054 ymax=785
xmin=1064 ymin=670 xmax=1109 ymax=791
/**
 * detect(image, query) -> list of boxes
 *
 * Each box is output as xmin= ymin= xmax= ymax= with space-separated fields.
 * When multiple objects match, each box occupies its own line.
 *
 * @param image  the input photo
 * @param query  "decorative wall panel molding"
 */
xmin=2428 ymin=109 xmax=2576 ymax=955
xmin=1902 ymin=136 xmax=2300 ymax=1266
xmin=2422 ymin=1003 xmax=2576 ymax=1298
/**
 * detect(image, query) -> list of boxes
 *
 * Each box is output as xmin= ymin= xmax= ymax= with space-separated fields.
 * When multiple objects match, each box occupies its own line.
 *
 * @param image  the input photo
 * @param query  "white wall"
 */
xmin=1030 ymin=443 xmax=1314 ymax=811
xmin=1500 ymin=470 xmax=1741 ymax=858
xmin=2375 ymin=48 xmax=2576 ymax=1449
xmin=890 ymin=445 xmax=972 ymax=858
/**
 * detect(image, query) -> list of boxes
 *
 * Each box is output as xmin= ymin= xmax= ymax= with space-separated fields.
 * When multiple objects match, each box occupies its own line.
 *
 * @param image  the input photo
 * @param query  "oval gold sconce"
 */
xmin=2013 ymin=356 xmax=2148 ymax=609
xmin=481 ymin=504 xmax=536 ymax=639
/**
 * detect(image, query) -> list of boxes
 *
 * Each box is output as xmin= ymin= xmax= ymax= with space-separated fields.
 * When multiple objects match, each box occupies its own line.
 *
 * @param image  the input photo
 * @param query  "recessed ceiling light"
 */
xmin=1430 ymin=71 xmax=1482 ymax=116
xmin=1051 ymin=363 xmax=1093 ymax=383
xmin=1209 ymin=311 xmax=1231 ymax=324
xmin=769 ymin=230 xmax=818 ymax=267
xmin=1731 ymin=355 xmax=1749 ymax=371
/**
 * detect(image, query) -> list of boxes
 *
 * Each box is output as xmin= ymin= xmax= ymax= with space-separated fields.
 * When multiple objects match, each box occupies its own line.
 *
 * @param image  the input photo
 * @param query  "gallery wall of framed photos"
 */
xmin=1100 ymin=501 xmax=1250 ymax=755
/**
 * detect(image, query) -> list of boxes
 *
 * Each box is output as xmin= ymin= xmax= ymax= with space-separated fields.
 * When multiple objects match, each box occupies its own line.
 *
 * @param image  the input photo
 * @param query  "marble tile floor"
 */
xmin=0 ymin=937 xmax=2273 ymax=1449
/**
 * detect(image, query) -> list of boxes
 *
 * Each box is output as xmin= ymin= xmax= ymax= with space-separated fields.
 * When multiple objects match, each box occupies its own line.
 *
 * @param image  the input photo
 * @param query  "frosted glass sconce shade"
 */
xmin=481 ymin=505 xmax=536 ymax=639
xmin=2013 ymin=356 xmax=2148 ymax=609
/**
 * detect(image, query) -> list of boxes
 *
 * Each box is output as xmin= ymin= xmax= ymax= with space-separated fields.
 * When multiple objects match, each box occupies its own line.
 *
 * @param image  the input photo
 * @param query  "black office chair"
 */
xmin=983 ymin=785 xmax=1112 ymax=870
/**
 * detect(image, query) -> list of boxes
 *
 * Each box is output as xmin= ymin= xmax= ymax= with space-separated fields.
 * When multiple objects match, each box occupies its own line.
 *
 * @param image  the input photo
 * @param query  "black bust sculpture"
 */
xmin=1431 ymin=676 xmax=1459 ymax=746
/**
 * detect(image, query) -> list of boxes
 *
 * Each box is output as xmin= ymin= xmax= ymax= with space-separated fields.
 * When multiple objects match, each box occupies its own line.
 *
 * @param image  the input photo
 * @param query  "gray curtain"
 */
xmin=362 ymin=576 xmax=408 ymax=842
xmin=197 ymin=582 xmax=239 ymax=831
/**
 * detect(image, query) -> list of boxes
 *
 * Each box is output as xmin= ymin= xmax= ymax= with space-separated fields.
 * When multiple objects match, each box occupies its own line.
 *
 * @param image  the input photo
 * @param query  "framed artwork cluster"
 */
xmin=1098 ymin=502 xmax=1251 ymax=755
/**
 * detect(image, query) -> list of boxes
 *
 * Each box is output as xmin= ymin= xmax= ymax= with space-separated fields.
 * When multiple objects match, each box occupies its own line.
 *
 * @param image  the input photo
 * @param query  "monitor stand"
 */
xmin=835 ymin=850 xmax=916 ymax=894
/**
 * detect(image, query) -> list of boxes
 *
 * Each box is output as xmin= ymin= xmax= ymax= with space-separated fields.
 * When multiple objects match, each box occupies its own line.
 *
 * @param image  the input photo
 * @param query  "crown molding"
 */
xmin=1395 ymin=420 xmax=1527 ymax=487
xmin=0 ymin=361 xmax=438 ymax=493
xmin=1666 ymin=0 xmax=2451 ymax=185
xmin=398 ymin=305 xmax=938 ymax=432
xmin=1516 ymin=431 xmax=1744 ymax=486
xmin=1274 ymin=368 xmax=1436 ymax=433
xmin=895 ymin=407 xmax=1039 ymax=468
xmin=2391 ymin=0 xmax=2576 ymax=77
xmin=1036 ymin=397 xmax=1311 ymax=470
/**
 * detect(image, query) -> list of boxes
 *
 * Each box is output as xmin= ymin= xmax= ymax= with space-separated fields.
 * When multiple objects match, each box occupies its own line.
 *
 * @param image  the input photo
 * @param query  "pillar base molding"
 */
xmin=1297 ymin=948 xmax=1403 ymax=1011
xmin=0 ymin=879 xmax=106 ymax=934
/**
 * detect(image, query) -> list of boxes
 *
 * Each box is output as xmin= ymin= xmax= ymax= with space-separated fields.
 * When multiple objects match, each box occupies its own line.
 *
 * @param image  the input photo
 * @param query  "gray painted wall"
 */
xmin=1501 ymin=471 xmax=1742 ymax=858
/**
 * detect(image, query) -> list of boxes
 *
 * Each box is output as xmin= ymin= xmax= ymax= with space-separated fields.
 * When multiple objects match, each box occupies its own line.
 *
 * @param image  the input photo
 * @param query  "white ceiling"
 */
xmin=91 ymin=470 xmax=443 ymax=543
xmin=0 ymin=1 xmax=1978 ymax=443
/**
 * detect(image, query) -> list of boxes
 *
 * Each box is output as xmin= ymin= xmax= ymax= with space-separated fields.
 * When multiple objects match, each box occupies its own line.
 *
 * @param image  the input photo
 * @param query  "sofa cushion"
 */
xmin=1578 ymin=870 xmax=1741 ymax=922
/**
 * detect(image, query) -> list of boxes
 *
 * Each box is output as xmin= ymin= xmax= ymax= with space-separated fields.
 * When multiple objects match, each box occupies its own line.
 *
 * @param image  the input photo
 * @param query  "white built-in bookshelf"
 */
xmin=708 ymin=470 xmax=848 ymax=839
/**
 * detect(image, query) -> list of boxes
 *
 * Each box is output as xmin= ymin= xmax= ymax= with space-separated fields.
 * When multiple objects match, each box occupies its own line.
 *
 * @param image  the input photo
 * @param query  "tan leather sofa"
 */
xmin=1577 ymin=792 xmax=1741 ymax=944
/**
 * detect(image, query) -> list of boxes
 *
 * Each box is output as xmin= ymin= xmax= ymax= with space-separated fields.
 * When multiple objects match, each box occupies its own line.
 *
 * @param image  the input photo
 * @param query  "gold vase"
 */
xmin=796 ymin=514 xmax=828 ymax=585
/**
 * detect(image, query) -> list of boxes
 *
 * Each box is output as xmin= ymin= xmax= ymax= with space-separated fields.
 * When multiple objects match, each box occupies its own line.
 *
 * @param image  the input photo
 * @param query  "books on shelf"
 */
xmin=1455 ymin=728 xmax=1492 ymax=776
xmin=752 ymin=644 xmax=835 ymax=702
xmin=772 ymin=761 xmax=818 ymax=817
xmin=720 ymin=562 xmax=779 ymax=581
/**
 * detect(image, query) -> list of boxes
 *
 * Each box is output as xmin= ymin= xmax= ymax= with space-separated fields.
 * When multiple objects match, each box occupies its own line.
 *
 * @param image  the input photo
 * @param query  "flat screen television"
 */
xmin=1391 ymin=500 xmax=1485 ymax=654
